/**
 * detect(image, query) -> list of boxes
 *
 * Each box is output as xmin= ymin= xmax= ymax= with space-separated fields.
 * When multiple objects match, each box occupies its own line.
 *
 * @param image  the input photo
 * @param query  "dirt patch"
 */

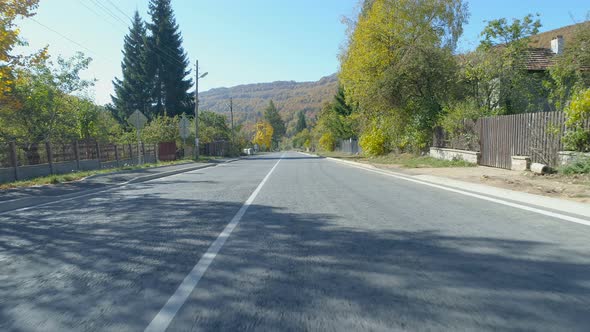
xmin=369 ymin=163 xmax=590 ymax=204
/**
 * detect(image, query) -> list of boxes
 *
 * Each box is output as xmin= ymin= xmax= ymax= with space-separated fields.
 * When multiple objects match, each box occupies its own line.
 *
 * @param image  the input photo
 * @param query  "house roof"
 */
xmin=524 ymin=22 xmax=589 ymax=71
xmin=528 ymin=23 xmax=586 ymax=48
xmin=524 ymin=47 xmax=555 ymax=71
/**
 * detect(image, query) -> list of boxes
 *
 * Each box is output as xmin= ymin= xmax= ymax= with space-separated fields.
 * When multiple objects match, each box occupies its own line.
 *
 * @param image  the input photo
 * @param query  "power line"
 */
xmin=29 ymin=17 xmax=114 ymax=62
xmin=87 ymin=0 xmax=129 ymax=27
xmin=105 ymin=0 xmax=191 ymax=69
xmin=79 ymin=0 xmax=187 ymax=68
xmin=104 ymin=0 xmax=133 ymax=21
xmin=87 ymin=0 xmax=186 ymax=67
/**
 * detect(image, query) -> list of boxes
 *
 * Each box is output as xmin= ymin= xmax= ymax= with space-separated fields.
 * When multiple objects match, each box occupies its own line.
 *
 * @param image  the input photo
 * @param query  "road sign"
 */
xmin=127 ymin=110 xmax=148 ymax=165
xmin=179 ymin=115 xmax=191 ymax=139
xmin=127 ymin=110 xmax=148 ymax=130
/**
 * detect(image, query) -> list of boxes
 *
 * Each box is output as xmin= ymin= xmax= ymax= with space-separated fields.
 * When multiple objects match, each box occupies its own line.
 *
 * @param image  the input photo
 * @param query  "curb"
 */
xmin=0 ymin=163 xmax=215 ymax=214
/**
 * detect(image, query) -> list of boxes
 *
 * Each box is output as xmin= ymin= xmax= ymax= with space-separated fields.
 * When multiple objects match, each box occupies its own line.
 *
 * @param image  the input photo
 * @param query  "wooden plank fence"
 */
xmin=434 ymin=111 xmax=590 ymax=169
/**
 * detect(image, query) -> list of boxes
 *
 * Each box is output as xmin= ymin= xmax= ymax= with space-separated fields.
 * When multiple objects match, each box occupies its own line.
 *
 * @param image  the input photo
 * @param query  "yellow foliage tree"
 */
xmin=339 ymin=0 xmax=467 ymax=153
xmin=0 ymin=0 xmax=41 ymax=97
xmin=253 ymin=121 xmax=273 ymax=151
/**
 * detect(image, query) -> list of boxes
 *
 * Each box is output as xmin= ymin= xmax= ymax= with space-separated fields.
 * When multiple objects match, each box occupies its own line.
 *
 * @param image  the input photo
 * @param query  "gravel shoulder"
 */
xmin=371 ymin=163 xmax=590 ymax=204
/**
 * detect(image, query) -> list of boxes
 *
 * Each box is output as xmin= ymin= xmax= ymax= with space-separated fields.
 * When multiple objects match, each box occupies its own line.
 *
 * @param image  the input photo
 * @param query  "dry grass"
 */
xmin=317 ymin=152 xmax=476 ymax=168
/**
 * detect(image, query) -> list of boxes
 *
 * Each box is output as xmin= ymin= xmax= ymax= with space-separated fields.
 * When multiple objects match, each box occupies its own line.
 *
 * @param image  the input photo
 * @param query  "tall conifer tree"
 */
xmin=295 ymin=110 xmax=307 ymax=132
xmin=263 ymin=100 xmax=285 ymax=146
xmin=111 ymin=11 xmax=151 ymax=123
xmin=146 ymin=0 xmax=193 ymax=117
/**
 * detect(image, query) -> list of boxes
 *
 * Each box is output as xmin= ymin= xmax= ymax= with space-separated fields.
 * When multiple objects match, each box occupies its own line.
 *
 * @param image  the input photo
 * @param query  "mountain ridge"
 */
xmin=199 ymin=73 xmax=338 ymax=134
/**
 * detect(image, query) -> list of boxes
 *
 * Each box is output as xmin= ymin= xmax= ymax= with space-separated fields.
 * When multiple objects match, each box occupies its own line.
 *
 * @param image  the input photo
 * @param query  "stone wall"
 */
xmin=558 ymin=151 xmax=590 ymax=166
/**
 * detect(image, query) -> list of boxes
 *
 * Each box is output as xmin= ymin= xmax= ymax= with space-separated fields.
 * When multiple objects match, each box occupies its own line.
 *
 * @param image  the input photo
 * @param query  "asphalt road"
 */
xmin=2 ymin=152 xmax=590 ymax=331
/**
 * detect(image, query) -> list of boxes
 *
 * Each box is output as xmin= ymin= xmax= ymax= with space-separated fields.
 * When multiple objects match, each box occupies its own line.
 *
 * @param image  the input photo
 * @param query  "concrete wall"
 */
xmin=511 ymin=156 xmax=531 ymax=171
xmin=429 ymin=147 xmax=480 ymax=164
xmin=558 ymin=151 xmax=590 ymax=166
xmin=0 ymin=168 xmax=16 ymax=183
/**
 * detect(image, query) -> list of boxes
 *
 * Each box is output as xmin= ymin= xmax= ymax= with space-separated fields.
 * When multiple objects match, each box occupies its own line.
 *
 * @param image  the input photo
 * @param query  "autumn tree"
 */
xmin=339 ymin=0 xmax=468 ymax=153
xmin=0 ymin=0 xmax=42 ymax=102
xmin=253 ymin=121 xmax=273 ymax=151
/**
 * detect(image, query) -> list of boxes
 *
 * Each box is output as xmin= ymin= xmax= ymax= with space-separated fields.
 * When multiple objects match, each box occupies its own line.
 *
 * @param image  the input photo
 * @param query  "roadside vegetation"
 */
xmin=0 ymin=0 xmax=249 ymax=168
xmin=559 ymin=157 xmax=590 ymax=175
xmin=282 ymin=1 xmax=590 ymax=167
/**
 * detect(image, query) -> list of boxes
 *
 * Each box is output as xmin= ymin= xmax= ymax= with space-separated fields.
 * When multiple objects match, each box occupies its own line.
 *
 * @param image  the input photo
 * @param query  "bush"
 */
xmin=564 ymin=88 xmax=590 ymax=152
xmin=359 ymin=123 xmax=386 ymax=156
xmin=319 ymin=132 xmax=335 ymax=151
xmin=559 ymin=156 xmax=590 ymax=174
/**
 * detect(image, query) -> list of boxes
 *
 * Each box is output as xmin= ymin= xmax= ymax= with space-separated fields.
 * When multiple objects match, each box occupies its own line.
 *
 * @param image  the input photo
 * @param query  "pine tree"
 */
xmin=263 ymin=100 xmax=285 ymax=146
xmin=295 ymin=110 xmax=307 ymax=132
xmin=332 ymin=85 xmax=353 ymax=116
xmin=146 ymin=0 xmax=193 ymax=117
xmin=111 ymin=11 xmax=151 ymax=123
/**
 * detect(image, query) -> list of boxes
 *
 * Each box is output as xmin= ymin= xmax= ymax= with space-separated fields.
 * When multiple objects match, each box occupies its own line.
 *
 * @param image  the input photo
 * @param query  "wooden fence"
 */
xmin=0 ymin=140 xmax=158 ymax=183
xmin=434 ymin=111 xmax=590 ymax=169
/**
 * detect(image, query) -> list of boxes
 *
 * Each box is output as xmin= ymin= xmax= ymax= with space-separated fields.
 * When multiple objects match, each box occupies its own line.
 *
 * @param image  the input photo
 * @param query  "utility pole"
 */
xmin=194 ymin=60 xmax=209 ymax=160
xmin=194 ymin=59 xmax=199 ymax=160
xmin=230 ymin=97 xmax=234 ymax=154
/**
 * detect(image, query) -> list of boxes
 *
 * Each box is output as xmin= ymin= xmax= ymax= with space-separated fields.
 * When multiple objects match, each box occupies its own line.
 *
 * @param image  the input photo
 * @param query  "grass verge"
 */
xmin=0 ymin=158 xmax=215 ymax=190
xmin=317 ymin=151 xmax=476 ymax=168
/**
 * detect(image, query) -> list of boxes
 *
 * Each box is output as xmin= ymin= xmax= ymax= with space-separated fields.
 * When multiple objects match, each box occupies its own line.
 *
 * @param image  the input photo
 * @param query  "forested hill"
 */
xmin=199 ymin=74 xmax=338 ymax=129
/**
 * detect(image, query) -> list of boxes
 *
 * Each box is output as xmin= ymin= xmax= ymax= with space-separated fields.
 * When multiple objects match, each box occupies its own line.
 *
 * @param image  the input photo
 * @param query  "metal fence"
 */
xmin=201 ymin=141 xmax=231 ymax=157
xmin=433 ymin=111 xmax=590 ymax=169
xmin=0 ymin=140 xmax=157 ymax=183
xmin=336 ymin=139 xmax=362 ymax=154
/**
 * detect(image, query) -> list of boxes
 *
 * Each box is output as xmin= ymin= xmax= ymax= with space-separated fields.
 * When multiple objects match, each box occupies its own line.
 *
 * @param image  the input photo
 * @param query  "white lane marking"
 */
xmin=145 ymin=154 xmax=284 ymax=332
xmin=323 ymin=155 xmax=590 ymax=227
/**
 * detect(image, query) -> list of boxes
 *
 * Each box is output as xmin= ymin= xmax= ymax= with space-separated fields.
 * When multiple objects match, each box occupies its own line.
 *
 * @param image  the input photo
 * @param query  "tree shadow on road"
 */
xmin=1 ymin=186 xmax=590 ymax=331
xmin=171 ymin=205 xmax=590 ymax=331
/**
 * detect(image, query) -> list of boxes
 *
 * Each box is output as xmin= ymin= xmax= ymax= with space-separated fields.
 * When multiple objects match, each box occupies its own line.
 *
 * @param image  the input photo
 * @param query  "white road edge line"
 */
xmin=145 ymin=153 xmax=285 ymax=332
xmin=321 ymin=154 xmax=590 ymax=227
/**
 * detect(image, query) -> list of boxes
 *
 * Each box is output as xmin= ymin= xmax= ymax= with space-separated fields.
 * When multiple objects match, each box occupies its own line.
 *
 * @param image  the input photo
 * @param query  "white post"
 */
xmin=137 ymin=128 xmax=141 ymax=165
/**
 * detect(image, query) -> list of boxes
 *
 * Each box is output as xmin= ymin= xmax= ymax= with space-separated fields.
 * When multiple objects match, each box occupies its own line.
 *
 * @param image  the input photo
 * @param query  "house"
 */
xmin=525 ymin=22 xmax=587 ymax=71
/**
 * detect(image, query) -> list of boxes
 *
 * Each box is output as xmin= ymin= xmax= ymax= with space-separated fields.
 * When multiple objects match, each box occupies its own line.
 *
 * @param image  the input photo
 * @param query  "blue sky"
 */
xmin=16 ymin=0 xmax=589 ymax=105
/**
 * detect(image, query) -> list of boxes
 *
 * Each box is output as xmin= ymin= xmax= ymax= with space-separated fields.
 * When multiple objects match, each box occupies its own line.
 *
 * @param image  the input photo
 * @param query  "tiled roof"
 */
xmin=524 ymin=48 xmax=555 ymax=71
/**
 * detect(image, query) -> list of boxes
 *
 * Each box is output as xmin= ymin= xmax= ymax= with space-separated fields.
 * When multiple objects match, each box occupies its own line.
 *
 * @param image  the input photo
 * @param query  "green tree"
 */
xmin=479 ymin=14 xmax=548 ymax=114
xmin=146 ymin=0 xmax=193 ymax=117
xmin=263 ymin=100 xmax=285 ymax=147
xmin=295 ymin=110 xmax=307 ymax=132
xmin=199 ymin=111 xmax=230 ymax=143
xmin=0 ymin=52 xmax=94 ymax=143
xmin=332 ymin=85 xmax=353 ymax=117
xmin=292 ymin=128 xmax=310 ymax=148
xmin=548 ymin=21 xmax=590 ymax=111
xmin=111 ymin=11 xmax=151 ymax=123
